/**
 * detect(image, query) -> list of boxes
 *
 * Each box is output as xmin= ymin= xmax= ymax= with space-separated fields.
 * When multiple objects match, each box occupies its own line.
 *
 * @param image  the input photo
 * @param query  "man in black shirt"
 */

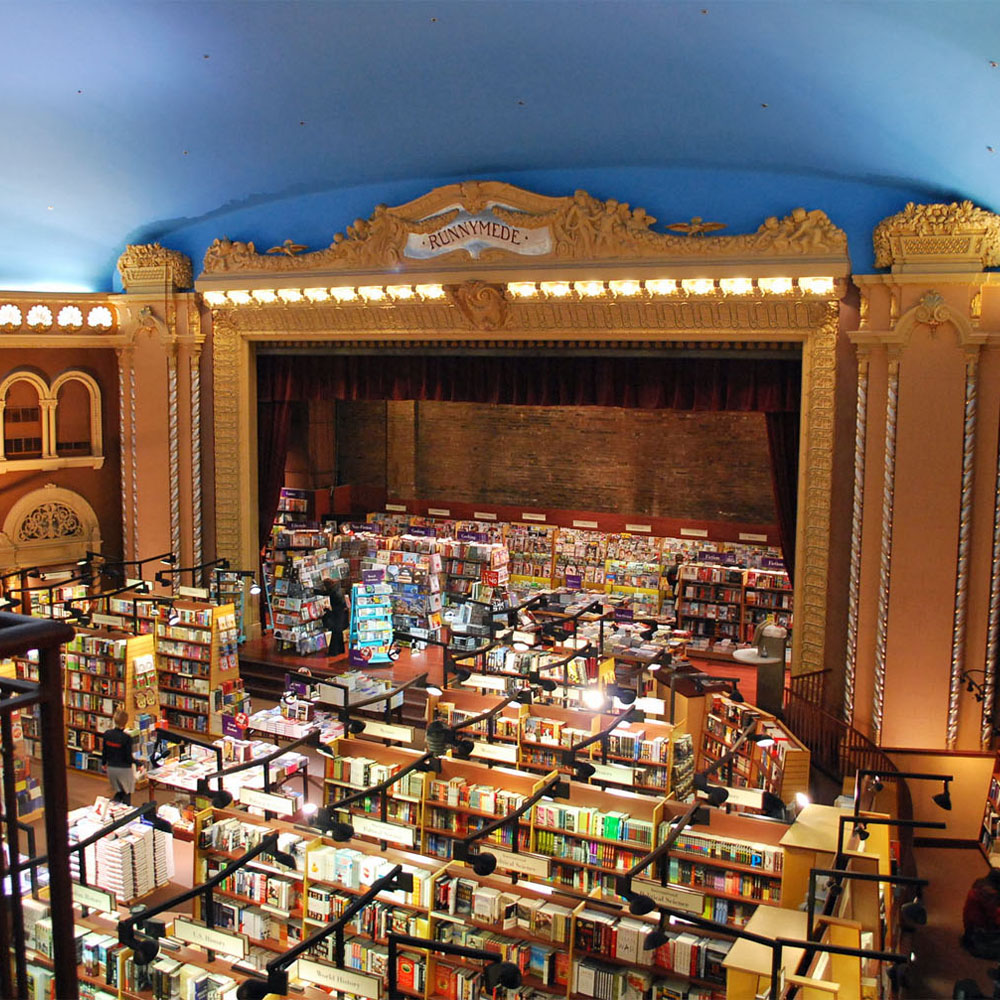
xmin=102 ymin=708 xmax=143 ymax=805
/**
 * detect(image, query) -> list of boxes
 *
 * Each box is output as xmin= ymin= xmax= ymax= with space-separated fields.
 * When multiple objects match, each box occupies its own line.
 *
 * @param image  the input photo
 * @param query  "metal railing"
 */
xmin=0 ymin=611 xmax=77 ymax=1000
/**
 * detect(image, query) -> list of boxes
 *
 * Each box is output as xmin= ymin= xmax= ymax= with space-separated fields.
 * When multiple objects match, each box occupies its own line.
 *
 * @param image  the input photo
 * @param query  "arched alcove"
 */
xmin=0 ymin=484 xmax=102 ymax=569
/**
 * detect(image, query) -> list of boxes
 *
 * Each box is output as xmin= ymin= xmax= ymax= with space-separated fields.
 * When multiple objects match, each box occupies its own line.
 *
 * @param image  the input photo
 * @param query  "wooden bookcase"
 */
xmin=155 ymin=600 xmax=244 ymax=737
xmin=63 ymin=628 xmax=160 ymax=776
xmin=979 ymin=754 xmax=1000 ymax=865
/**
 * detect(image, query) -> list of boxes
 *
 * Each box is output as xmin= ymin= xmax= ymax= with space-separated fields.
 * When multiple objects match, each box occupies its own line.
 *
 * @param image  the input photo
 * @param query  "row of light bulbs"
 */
xmin=0 ymin=303 xmax=115 ymax=330
xmin=203 ymin=275 xmax=836 ymax=308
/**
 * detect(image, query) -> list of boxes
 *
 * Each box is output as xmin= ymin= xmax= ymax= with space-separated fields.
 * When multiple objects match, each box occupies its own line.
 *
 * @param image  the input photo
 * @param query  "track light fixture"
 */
xmin=526 ymin=670 xmax=557 ymax=692
xmin=644 ymin=919 xmax=671 ymax=951
xmin=155 ymin=557 xmax=229 ymax=587
xmin=608 ymin=683 xmax=638 ymax=706
xmin=693 ymin=771 xmax=729 ymax=806
xmin=760 ymin=791 xmax=786 ymax=819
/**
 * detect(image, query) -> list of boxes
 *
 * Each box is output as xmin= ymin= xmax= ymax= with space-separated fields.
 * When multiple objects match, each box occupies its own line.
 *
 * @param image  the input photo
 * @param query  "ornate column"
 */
xmin=114 ymin=244 xmax=197 ymax=578
xmin=843 ymin=337 xmax=871 ymax=724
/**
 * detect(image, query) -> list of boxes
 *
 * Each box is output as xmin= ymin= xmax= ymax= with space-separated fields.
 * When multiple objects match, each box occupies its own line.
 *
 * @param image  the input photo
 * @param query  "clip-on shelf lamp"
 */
xmin=615 ymin=801 xmax=704 ymax=916
xmin=78 ymin=551 xmax=177 ymax=585
xmin=452 ymin=771 xmax=568 ymax=876
xmin=195 ymin=730 xmax=320 ymax=817
xmin=806 ymin=866 xmax=929 ymax=940
xmin=835 ymin=814 xmax=947 ymax=869
xmin=118 ymin=831 xmax=297 ymax=965
xmin=853 ymin=768 xmax=954 ymax=819
xmin=558 ymin=705 xmax=643 ymax=781
xmin=315 ymin=750 xmax=441 ymax=843
xmin=154 ymin=557 xmax=229 ymax=589
xmin=430 ymin=689 xmax=537 ymax=755
xmin=9 ymin=801 xmax=172 ymax=910
xmin=61 ymin=579 xmax=154 ymax=626
xmin=317 ymin=671 xmax=434 ymax=735
xmin=387 ymin=932 xmax=521 ymax=1000
xmin=641 ymin=902 xmax=911 ymax=992
xmin=236 ymin=864 xmax=414 ymax=1000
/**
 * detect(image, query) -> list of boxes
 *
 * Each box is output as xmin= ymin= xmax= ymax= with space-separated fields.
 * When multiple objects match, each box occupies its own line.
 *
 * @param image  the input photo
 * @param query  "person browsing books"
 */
xmin=101 ymin=708 xmax=144 ymax=805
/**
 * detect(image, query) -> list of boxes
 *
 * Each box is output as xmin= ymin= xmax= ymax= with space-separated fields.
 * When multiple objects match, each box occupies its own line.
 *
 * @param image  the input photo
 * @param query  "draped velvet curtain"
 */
xmin=257 ymin=353 xmax=801 ymax=575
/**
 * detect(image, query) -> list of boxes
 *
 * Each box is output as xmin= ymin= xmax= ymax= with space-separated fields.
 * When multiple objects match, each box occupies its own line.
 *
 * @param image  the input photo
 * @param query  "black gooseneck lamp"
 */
xmin=314 ymin=750 xmax=441 ymax=844
xmin=78 ymin=551 xmax=177 ymax=585
xmin=155 ymin=557 xmax=229 ymax=589
xmin=835 ymin=814 xmax=947 ymax=869
xmin=387 ymin=932 xmax=521 ymax=1000
xmin=852 ymin=768 xmax=955 ymax=819
xmin=118 ymin=831 xmax=297 ymax=965
xmin=452 ymin=771 xmax=568 ymax=876
xmin=558 ymin=705 xmax=643 ymax=781
xmin=806 ymin=866 xmax=929 ymax=940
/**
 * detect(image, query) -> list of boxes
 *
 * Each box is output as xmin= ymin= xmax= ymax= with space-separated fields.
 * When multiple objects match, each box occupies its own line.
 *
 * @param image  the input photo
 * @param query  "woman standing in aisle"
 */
xmin=319 ymin=579 xmax=350 ymax=657
xmin=101 ymin=709 xmax=144 ymax=805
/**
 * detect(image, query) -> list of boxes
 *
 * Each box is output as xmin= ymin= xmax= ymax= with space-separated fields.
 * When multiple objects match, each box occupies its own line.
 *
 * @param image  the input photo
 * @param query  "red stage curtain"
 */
xmin=257 ymin=352 xmax=801 ymax=570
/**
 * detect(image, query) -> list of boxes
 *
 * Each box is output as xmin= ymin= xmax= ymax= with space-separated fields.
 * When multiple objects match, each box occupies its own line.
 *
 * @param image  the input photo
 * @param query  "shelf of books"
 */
xmin=677 ymin=562 xmax=793 ymax=647
xmin=378 ymin=549 xmax=444 ymax=638
xmin=155 ymin=601 xmax=246 ymax=737
xmin=210 ymin=569 xmax=252 ymax=643
xmin=699 ymin=694 xmax=810 ymax=805
xmin=0 ymin=656 xmax=43 ymax=819
xmin=440 ymin=538 xmax=509 ymax=602
xmin=27 ymin=579 xmax=90 ymax=619
xmin=105 ymin=591 xmax=162 ymax=635
xmin=553 ymin=527 xmax=608 ymax=590
xmin=64 ymin=628 xmax=160 ymax=776
xmin=980 ymin=755 xmax=1000 ymax=865
xmin=272 ymin=565 xmax=332 ymax=655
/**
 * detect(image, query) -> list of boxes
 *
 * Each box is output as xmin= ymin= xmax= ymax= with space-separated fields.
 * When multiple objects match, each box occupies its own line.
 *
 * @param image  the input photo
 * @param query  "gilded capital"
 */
xmin=873 ymin=201 xmax=1000 ymax=272
xmin=117 ymin=243 xmax=193 ymax=292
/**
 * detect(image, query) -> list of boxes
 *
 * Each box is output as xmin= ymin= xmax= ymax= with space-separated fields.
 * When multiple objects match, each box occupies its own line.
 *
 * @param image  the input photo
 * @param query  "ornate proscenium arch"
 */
xmin=195 ymin=181 xmax=850 ymax=672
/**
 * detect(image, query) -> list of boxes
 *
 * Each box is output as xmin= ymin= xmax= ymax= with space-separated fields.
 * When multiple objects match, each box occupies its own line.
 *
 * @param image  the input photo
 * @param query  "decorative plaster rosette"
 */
xmin=117 ymin=243 xmax=193 ymax=291
xmin=873 ymin=201 xmax=1000 ymax=270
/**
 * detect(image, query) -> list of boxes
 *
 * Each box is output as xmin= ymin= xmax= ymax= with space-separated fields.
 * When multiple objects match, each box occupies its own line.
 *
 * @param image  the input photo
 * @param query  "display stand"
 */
xmin=348 ymin=581 xmax=394 ymax=667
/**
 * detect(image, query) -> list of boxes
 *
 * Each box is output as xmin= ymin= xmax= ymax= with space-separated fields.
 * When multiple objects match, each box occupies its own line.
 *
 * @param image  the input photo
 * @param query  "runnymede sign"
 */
xmin=405 ymin=209 xmax=552 ymax=259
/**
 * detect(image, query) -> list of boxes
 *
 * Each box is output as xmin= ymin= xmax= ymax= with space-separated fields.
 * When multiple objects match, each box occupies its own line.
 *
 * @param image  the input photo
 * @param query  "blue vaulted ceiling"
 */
xmin=3 ymin=0 xmax=999 ymax=292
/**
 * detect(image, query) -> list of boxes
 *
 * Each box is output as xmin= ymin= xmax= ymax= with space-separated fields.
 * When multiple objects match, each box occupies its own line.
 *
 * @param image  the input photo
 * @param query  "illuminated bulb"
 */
xmin=303 ymin=287 xmax=330 ymax=302
xmin=415 ymin=284 xmax=446 ymax=299
xmin=608 ymin=280 xmax=641 ymax=297
xmin=358 ymin=286 xmax=386 ymax=302
xmin=681 ymin=279 xmax=715 ymax=296
xmin=720 ymin=278 xmax=753 ymax=295
xmin=512 ymin=642 xmax=531 ymax=652
xmin=202 ymin=291 xmax=228 ymax=306
xmin=252 ymin=289 xmax=277 ymax=304
xmin=582 ymin=688 xmax=607 ymax=711
xmin=759 ymin=277 xmax=793 ymax=295
xmin=57 ymin=305 xmax=83 ymax=328
xmin=227 ymin=290 xmax=252 ymax=305
xmin=508 ymin=282 xmax=538 ymax=298
xmin=575 ymin=280 xmax=605 ymax=297
xmin=87 ymin=306 xmax=113 ymax=328
xmin=301 ymin=802 xmax=318 ymax=817
xmin=799 ymin=276 xmax=835 ymax=295
xmin=330 ymin=287 xmax=358 ymax=303
xmin=540 ymin=281 xmax=572 ymax=298
xmin=795 ymin=792 xmax=811 ymax=808
xmin=645 ymin=279 xmax=677 ymax=296
xmin=386 ymin=285 xmax=415 ymax=300
xmin=26 ymin=304 xmax=53 ymax=328
xmin=277 ymin=288 xmax=303 ymax=303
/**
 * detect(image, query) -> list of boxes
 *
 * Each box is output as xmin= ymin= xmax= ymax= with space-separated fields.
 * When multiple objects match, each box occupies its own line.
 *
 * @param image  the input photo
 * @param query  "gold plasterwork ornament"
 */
xmin=873 ymin=201 xmax=1000 ymax=271
xmin=446 ymin=281 xmax=508 ymax=330
xmin=117 ymin=243 xmax=193 ymax=291
xmin=200 ymin=181 xmax=846 ymax=274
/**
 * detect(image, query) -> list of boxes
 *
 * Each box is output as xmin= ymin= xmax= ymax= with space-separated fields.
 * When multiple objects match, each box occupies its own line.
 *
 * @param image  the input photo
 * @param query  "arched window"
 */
xmin=0 ymin=372 xmax=47 ymax=460
xmin=53 ymin=373 xmax=99 ymax=457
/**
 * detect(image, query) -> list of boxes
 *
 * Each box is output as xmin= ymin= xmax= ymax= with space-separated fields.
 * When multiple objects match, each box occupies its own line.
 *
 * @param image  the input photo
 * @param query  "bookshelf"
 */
xmin=553 ymin=527 xmax=608 ymax=589
xmin=677 ymin=563 xmax=793 ymax=648
xmin=440 ymin=538 xmax=509 ymax=602
xmin=379 ymin=549 xmax=444 ymax=638
xmin=980 ymin=755 xmax=1000 ymax=865
xmin=63 ymin=628 xmax=160 ymax=776
xmin=272 ymin=570 xmax=331 ymax=655
xmin=210 ymin=569 xmax=252 ymax=643
xmin=155 ymin=601 xmax=245 ymax=737
xmin=1 ymin=656 xmax=43 ymax=819
xmin=699 ymin=694 xmax=810 ymax=807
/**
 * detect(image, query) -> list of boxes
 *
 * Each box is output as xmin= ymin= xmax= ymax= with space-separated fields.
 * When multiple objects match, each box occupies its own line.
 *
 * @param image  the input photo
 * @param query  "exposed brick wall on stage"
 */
xmin=335 ymin=400 xmax=776 ymax=525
